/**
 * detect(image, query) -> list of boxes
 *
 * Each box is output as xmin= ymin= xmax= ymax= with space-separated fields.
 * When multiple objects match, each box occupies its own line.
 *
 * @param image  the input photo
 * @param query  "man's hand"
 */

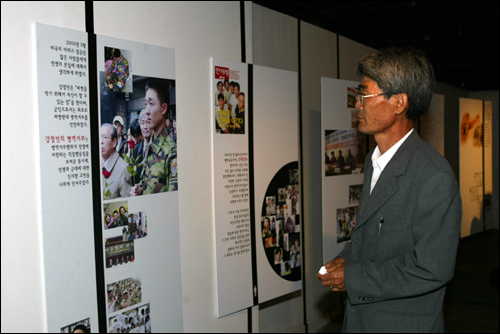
xmin=130 ymin=184 xmax=142 ymax=197
xmin=317 ymin=257 xmax=347 ymax=291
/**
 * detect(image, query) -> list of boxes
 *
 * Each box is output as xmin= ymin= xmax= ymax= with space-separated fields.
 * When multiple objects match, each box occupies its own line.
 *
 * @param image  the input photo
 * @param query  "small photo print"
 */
xmin=281 ymin=261 xmax=292 ymax=276
xmin=277 ymin=188 xmax=287 ymax=202
xmin=347 ymin=87 xmax=357 ymax=108
xmin=103 ymin=201 xmax=129 ymax=230
xmin=276 ymin=204 xmax=286 ymax=219
xmin=265 ymin=196 xmax=276 ymax=215
xmin=107 ymin=276 xmax=142 ymax=314
xmin=274 ymin=248 xmax=283 ymax=264
xmin=61 ymin=317 xmax=90 ymax=333
xmin=265 ymin=234 xmax=277 ymax=248
xmin=108 ymin=303 xmax=151 ymax=333
xmin=291 ymin=249 xmax=301 ymax=268
xmin=105 ymin=235 xmax=134 ymax=269
xmin=349 ymin=184 xmax=363 ymax=205
xmin=337 ymin=206 xmax=358 ymax=243
xmin=284 ymin=214 xmax=296 ymax=234
xmin=275 ymin=219 xmax=284 ymax=247
xmin=284 ymin=233 xmax=289 ymax=251
xmin=262 ymin=216 xmax=272 ymax=239
xmin=289 ymin=233 xmax=300 ymax=254
xmin=104 ymin=47 xmax=133 ymax=93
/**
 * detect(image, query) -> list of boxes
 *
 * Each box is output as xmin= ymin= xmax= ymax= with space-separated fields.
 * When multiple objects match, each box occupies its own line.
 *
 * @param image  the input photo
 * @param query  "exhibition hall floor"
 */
xmin=317 ymin=229 xmax=499 ymax=333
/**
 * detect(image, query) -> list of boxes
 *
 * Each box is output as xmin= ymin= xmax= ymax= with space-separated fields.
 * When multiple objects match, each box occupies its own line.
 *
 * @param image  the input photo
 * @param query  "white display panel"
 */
xmin=211 ymin=58 xmax=254 ymax=317
xmin=96 ymin=35 xmax=183 ymax=332
xmin=459 ymin=98 xmax=484 ymax=237
xmin=36 ymin=23 xmax=98 ymax=333
xmin=321 ymin=78 xmax=366 ymax=263
xmin=253 ymin=65 xmax=301 ymax=303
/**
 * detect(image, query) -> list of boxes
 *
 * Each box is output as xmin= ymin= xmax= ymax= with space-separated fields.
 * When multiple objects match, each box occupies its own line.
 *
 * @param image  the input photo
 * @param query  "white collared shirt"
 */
xmin=370 ymin=128 xmax=414 ymax=194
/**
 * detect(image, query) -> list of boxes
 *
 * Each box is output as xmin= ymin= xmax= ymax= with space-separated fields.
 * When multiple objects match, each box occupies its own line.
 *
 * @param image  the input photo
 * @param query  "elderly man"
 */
xmin=101 ymin=123 xmax=132 ymax=199
xmin=318 ymin=47 xmax=462 ymax=332
xmin=130 ymin=80 xmax=177 ymax=195
xmin=113 ymin=115 xmax=129 ymax=157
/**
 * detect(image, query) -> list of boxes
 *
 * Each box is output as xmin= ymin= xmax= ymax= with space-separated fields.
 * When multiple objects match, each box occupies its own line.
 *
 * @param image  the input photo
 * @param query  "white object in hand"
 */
xmin=319 ymin=266 xmax=327 ymax=275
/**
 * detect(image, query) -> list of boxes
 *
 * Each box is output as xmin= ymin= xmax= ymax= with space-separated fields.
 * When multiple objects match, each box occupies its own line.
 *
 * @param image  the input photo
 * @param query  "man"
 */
xmin=113 ymin=115 xmax=129 ymax=157
xmin=223 ymin=79 xmax=230 ymax=104
xmin=229 ymin=82 xmax=240 ymax=115
xmin=130 ymin=80 xmax=178 ymax=195
xmin=107 ymin=287 xmax=117 ymax=313
xmin=130 ymin=117 xmax=145 ymax=185
xmin=215 ymin=93 xmax=230 ymax=134
xmin=345 ymin=149 xmax=356 ymax=169
xmin=318 ymin=47 xmax=462 ymax=333
xmin=139 ymin=109 xmax=151 ymax=158
xmin=265 ymin=197 xmax=276 ymax=215
xmin=336 ymin=149 xmax=345 ymax=166
xmin=215 ymin=80 xmax=224 ymax=107
xmin=101 ymin=123 xmax=132 ymax=199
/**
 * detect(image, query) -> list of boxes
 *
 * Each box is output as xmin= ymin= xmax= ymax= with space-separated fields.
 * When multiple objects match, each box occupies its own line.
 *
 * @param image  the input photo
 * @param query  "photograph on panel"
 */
xmin=281 ymin=261 xmax=292 ymax=277
xmin=107 ymin=276 xmax=142 ymax=313
xmin=100 ymin=71 xmax=177 ymax=200
xmin=104 ymin=47 xmax=133 ymax=93
xmin=265 ymin=196 xmax=276 ymax=215
xmin=286 ymin=184 xmax=300 ymax=215
xmin=103 ymin=200 xmax=129 ymax=230
xmin=214 ymin=67 xmax=245 ymax=134
xmin=105 ymin=235 xmax=135 ymax=269
xmin=349 ymin=184 xmax=363 ymax=205
xmin=289 ymin=233 xmax=301 ymax=268
xmin=347 ymin=87 xmax=357 ymax=108
xmin=336 ymin=206 xmax=358 ymax=243
xmin=274 ymin=248 xmax=284 ymax=264
xmin=277 ymin=187 xmax=287 ymax=202
xmin=325 ymin=129 xmax=366 ymax=176
xmin=108 ymin=302 xmax=151 ymax=333
xmin=289 ymin=169 xmax=299 ymax=184
xmin=60 ymin=317 xmax=90 ymax=333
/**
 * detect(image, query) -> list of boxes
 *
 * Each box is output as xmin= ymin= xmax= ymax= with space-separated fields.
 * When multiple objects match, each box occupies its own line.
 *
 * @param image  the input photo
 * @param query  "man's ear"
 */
xmin=394 ymin=93 xmax=408 ymax=116
xmin=113 ymin=138 xmax=117 ymax=148
xmin=162 ymin=103 xmax=168 ymax=116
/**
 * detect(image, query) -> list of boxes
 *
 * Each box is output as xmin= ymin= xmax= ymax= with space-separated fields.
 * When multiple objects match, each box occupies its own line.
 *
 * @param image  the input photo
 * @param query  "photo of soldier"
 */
xmin=107 ymin=277 xmax=142 ymax=313
xmin=100 ymin=73 xmax=177 ymax=201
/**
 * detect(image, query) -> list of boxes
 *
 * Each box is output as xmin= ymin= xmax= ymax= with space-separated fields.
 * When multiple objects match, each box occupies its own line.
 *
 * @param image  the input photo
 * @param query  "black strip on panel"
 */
xmin=248 ymin=64 xmax=258 ymax=309
xmin=297 ymin=20 xmax=309 ymax=333
xmin=85 ymin=1 xmax=106 ymax=332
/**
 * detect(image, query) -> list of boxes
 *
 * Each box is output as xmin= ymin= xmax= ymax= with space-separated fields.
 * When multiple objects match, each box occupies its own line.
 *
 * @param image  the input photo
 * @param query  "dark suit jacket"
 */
xmin=338 ymin=130 xmax=462 ymax=333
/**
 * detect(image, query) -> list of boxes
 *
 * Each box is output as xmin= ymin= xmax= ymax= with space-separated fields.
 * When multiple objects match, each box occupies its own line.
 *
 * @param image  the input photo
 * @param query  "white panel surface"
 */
xmin=36 ymin=23 xmax=98 ymax=333
xmin=321 ymin=78 xmax=365 ymax=263
xmin=253 ymin=65 xmax=301 ymax=303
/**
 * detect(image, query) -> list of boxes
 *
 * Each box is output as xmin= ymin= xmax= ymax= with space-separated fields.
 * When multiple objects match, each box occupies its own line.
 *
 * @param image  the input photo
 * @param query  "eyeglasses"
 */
xmin=355 ymin=92 xmax=388 ymax=106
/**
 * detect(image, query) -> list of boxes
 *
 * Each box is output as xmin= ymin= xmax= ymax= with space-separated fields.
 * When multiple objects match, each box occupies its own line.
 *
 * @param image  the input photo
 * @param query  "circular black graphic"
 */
xmin=260 ymin=161 xmax=301 ymax=281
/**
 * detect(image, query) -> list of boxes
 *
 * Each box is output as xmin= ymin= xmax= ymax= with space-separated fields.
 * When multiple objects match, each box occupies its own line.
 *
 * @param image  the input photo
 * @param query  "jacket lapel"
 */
xmin=354 ymin=130 xmax=421 ymax=230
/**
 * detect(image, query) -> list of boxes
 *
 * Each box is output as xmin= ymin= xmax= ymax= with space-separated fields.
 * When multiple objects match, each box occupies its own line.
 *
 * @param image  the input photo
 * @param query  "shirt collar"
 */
xmin=372 ymin=128 xmax=414 ymax=172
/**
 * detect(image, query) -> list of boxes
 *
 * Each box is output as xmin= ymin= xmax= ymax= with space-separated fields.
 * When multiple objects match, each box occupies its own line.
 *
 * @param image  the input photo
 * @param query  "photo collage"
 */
xmin=108 ymin=303 xmax=151 ymax=333
xmin=261 ymin=162 xmax=301 ymax=281
xmin=213 ymin=65 xmax=245 ymax=134
xmin=103 ymin=200 xmax=147 ymax=269
xmin=101 ymin=46 xmax=177 ymax=201
xmin=325 ymin=129 xmax=366 ymax=177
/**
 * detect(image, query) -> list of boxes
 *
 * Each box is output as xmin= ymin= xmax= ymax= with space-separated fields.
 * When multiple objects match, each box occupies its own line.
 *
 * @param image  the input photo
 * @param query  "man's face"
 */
xmin=114 ymin=121 xmax=123 ymax=137
xmin=145 ymin=88 xmax=166 ymax=133
xmin=218 ymin=98 xmax=225 ymax=110
xmin=348 ymin=149 xmax=352 ymax=156
xmin=218 ymin=82 xmax=223 ymax=92
xmin=233 ymin=86 xmax=239 ymax=97
xmin=166 ymin=119 xmax=170 ymax=128
xmin=101 ymin=125 xmax=116 ymax=160
xmin=237 ymin=94 xmax=245 ymax=110
xmin=267 ymin=199 xmax=272 ymax=207
xmin=225 ymin=81 xmax=229 ymax=91
xmin=140 ymin=117 xmax=151 ymax=141
xmin=356 ymin=76 xmax=395 ymax=136
xmin=230 ymin=85 xmax=234 ymax=93
xmin=276 ymin=251 xmax=281 ymax=262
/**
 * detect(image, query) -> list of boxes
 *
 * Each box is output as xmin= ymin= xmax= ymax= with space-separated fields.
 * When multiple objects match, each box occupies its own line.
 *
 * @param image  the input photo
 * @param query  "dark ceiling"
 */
xmin=253 ymin=1 xmax=499 ymax=91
